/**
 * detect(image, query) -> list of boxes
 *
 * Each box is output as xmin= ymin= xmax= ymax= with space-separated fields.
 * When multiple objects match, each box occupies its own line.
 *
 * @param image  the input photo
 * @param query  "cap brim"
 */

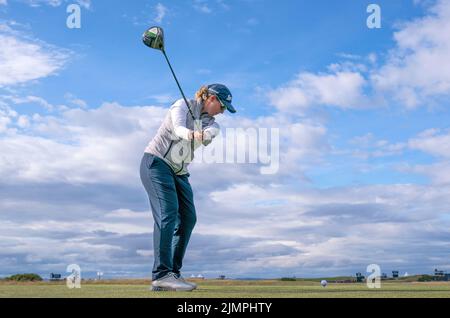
xmin=218 ymin=98 xmax=236 ymax=114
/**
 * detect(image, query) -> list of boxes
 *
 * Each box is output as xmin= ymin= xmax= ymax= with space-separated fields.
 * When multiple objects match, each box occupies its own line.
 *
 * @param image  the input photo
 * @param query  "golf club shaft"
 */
xmin=162 ymin=50 xmax=196 ymax=121
xmin=161 ymin=49 xmax=196 ymax=160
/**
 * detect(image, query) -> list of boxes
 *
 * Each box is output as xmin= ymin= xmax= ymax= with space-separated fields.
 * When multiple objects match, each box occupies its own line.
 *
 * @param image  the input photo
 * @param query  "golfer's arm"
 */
xmin=171 ymin=102 xmax=192 ymax=140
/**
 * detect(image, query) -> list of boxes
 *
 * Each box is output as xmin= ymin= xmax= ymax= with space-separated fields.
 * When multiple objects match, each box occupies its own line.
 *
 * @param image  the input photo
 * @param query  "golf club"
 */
xmin=143 ymin=26 xmax=200 ymax=161
xmin=142 ymin=26 xmax=196 ymax=122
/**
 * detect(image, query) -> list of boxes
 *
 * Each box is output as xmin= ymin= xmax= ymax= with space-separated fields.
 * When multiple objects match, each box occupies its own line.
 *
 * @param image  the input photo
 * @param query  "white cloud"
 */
xmin=23 ymin=0 xmax=62 ymax=7
xmin=196 ymin=68 xmax=212 ymax=75
xmin=395 ymin=128 xmax=450 ymax=185
xmin=400 ymin=161 xmax=450 ymax=185
xmin=154 ymin=3 xmax=167 ymax=24
xmin=0 ymin=103 xmax=17 ymax=133
xmin=3 ymin=95 xmax=55 ymax=111
xmin=0 ymin=101 xmax=166 ymax=185
xmin=0 ymin=24 xmax=70 ymax=86
xmin=0 ymin=0 xmax=7 ymax=6
xmin=75 ymin=0 xmax=90 ymax=9
xmin=371 ymin=0 xmax=450 ymax=108
xmin=268 ymin=71 xmax=367 ymax=113
xmin=193 ymin=0 xmax=212 ymax=14
xmin=193 ymin=180 xmax=450 ymax=276
xmin=148 ymin=93 xmax=177 ymax=104
xmin=186 ymin=112 xmax=330 ymax=187
xmin=16 ymin=115 xmax=30 ymax=128
xmin=268 ymin=0 xmax=450 ymax=112
xmin=408 ymin=128 xmax=450 ymax=158
xmin=216 ymin=0 xmax=230 ymax=10
xmin=0 ymin=112 xmax=12 ymax=132
xmin=347 ymin=133 xmax=406 ymax=159
xmin=343 ymin=128 xmax=450 ymax=185
xmin=2 ymin=168 xmax=450 ymax=277
xmin=64 ymin=93 xmax=87 ymax=109
xmin=18 ymin=0 xmax=90 ymax=8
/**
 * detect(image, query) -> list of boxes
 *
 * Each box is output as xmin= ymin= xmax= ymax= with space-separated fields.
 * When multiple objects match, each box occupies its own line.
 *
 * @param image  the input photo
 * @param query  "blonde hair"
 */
xmin=195 ymin=85 xmax=210 ymax=103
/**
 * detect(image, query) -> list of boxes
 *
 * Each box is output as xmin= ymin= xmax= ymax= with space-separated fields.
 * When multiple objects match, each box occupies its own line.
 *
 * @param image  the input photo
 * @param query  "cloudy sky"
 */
xmin=1 ymin=0 xmax=449 ymax=279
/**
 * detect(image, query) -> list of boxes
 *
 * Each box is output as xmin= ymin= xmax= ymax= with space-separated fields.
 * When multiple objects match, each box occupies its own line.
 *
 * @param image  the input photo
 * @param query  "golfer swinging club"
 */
xmin=140 ymin=84 xmax=237 ymax=291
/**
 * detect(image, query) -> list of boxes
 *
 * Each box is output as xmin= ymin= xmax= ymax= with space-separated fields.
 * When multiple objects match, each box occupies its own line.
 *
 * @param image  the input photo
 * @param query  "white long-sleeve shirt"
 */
xmin=170 ymin=99 xmax=220 ymax=145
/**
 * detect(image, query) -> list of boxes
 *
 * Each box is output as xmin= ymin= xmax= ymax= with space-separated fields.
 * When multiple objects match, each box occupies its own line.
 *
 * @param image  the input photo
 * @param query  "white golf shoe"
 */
xmin=177 ymin=275 xmax=197 ymax=290
xmin=151 ymin=272 xmax=195 ymax=292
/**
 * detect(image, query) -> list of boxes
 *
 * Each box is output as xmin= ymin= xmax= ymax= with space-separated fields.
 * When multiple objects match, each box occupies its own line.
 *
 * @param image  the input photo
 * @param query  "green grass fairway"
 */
xmin=1 ymin=279 xmax=450 ymax=298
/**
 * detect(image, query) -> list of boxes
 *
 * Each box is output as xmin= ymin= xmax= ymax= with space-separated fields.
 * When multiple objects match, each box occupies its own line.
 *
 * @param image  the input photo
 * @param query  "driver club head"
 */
xmin=141 ymin=25 xmax=195 ymax=122
xmin=142 ymin=26 xmax=165 ymax=51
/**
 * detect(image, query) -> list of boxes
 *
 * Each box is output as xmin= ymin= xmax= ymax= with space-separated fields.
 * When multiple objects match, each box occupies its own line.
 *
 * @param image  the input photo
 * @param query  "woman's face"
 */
xmin=203 ymin=95 xmax=225 ymax=117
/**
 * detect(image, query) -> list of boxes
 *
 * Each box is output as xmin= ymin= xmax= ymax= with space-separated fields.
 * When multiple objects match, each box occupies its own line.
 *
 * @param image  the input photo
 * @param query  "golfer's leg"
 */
xmin=140 ymin=154 xmax=179 ymax=280
xmin=172 ymin=174 xmax=197 ymax=276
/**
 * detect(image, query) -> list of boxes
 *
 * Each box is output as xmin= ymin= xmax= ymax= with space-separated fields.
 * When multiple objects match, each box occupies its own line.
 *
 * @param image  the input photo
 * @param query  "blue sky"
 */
xmin=1 ymin=0 xmax=450 ymax=280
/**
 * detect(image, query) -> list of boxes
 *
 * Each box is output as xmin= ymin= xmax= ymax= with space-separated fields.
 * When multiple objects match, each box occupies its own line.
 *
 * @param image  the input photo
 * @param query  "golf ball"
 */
xmin=320 ymin=280 xmax=328 ymax=287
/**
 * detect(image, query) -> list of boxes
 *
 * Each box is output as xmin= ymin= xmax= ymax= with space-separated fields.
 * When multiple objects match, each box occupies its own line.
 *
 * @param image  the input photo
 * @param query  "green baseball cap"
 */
xmin=207 ymin=84 xmax=236 ymax=114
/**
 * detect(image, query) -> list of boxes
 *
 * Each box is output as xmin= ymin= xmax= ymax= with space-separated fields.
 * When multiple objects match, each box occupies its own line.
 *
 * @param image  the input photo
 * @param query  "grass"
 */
xmin=1 ymin=279 xmax=450 ymax=298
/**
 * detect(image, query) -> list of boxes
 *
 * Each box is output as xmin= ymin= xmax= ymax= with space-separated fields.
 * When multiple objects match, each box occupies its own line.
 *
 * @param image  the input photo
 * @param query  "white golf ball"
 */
xmin=320 ymin=280 xmax=328 ymax=287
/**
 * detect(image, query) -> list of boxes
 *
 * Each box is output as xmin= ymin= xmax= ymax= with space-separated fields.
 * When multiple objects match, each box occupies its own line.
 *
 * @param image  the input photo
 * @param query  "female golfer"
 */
xmin=140 ymin=84 xmax=236 ymax=291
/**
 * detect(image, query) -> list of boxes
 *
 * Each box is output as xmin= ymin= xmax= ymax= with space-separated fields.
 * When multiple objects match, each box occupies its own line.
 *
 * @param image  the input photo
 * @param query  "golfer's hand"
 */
xmin=193 ymin=131 xmax=203 ymax=142
xmin=188 ymin=130 xmax=203 ymax=142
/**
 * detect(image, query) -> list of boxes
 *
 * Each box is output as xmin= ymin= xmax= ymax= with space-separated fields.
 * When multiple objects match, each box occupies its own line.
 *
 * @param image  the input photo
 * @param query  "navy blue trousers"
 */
xmin=140 ymin=153 xmax=197 ymax=280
